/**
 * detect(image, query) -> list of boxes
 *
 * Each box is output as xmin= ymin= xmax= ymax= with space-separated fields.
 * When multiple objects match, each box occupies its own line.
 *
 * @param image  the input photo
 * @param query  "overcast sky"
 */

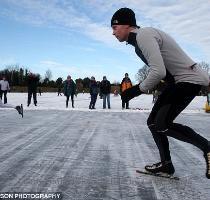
xmin=0 ymin=0 xmax=209 ymax=83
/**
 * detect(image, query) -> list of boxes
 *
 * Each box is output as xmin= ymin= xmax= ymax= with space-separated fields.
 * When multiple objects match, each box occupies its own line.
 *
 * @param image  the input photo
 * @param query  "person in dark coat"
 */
xmin=100 ymin=76 xmax=111 ymax=109
xmin=89 ymin=76 xmax=98 ymax=109
xmin=63 ymin=75 xmax=76 ymax=108
xmin=27 ymin=73 xmax=39 ymax=106
xmin=57 ymin=86 xmax=62 ymax=96
xmin=120 ymin=73 xmax=132 ymax=109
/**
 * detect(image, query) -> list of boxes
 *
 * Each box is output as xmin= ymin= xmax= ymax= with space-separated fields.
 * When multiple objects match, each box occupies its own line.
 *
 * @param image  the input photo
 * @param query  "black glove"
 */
xmin=121 ymin=84 xmax=142 ymax=102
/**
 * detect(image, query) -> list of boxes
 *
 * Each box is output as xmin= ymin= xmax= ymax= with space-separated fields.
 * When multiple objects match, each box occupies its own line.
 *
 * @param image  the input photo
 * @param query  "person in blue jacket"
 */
xmin=89 ymin=76 xmax=99 ymax=109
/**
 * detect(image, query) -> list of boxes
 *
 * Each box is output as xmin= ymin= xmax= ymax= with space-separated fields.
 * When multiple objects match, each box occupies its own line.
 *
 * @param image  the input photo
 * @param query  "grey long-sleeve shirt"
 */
xmin=127 ymin=27 xmax=209 ymax=92
xmin=0 ymin=80 xmax=10 ymax=91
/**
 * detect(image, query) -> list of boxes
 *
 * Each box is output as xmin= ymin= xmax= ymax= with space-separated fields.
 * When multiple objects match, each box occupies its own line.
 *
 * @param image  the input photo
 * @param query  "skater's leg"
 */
xmin=122 ymin=101 xmax=125 ymax=109
xmin=154 ymin=83 xmax=209 ymax=153
xmin=147 ymin=88 xmax=172 ymax=162
xmin=92 ymin=94 xmax=97 ymax=109
xmin=66 ymin=96 xmax=69 ymax=108
xmin=27 ymin=91 xmax=32 ymax=106
xmin=3 ymin=91 xmax=7 ymax=104
xmin=155 ymin=104 xmax=209 ymax=152
xmin=71 ymin=94 xmax=74 ymax=108
xmin=33 ymin=91 xmax=37 ymax=106
xmin=103 ymin=95 xmax=106 ymax=109
xmin=90 ymin=94 xmax=94 ymax=109
xmin=147 ymin=83 xmax=209 ymax=162
xmin=147 ymin=111 xmax=171 ymax=162
xmin=107 ymin=94 xmax=110 ymax=109
xmin=126 ymin=101 xmax=129 ymax=109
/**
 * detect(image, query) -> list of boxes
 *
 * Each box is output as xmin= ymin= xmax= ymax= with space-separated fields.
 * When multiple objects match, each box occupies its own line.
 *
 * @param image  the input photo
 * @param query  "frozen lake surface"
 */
xmin=0 ymin=93 xmax=209 ymax=199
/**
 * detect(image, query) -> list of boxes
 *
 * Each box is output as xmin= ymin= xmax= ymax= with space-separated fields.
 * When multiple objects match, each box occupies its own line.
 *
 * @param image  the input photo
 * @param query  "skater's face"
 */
xmin=112 ymin=25 xmax=130 ymax=42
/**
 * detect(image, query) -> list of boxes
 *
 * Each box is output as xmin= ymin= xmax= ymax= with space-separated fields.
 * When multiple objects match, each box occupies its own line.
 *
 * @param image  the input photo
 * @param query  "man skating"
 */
xmin=111 ymin=8 xmax=210 ymax=178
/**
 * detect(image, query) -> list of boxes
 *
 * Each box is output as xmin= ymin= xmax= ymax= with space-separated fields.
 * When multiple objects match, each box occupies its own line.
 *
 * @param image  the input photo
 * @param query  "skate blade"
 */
xmin=136 ymin=169 xmax=179 ymax=180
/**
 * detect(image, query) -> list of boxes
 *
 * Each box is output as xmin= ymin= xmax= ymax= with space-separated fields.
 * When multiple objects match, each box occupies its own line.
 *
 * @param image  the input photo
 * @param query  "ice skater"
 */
xmin=0 ymin=99 xmax=23 ymax=117
xmin=111 ymin=8 xmax=210 ymax=178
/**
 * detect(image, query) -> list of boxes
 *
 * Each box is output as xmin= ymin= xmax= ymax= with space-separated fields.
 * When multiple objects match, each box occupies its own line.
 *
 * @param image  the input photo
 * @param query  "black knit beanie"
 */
xmin=111 ymin=8 xmax=137 ymax=27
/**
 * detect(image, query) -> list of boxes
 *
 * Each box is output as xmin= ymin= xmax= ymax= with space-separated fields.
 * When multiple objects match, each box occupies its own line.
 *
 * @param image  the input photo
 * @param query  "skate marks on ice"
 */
xmin=0 ymin=111 xmax=210 ymax=199
xmin=126 ymin=113 xmax=210 ymax=200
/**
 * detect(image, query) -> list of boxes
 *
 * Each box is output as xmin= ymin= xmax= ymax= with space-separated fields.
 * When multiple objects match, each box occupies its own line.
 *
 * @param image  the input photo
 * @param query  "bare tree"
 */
xmin=45 ymin=69 xmax=52 ymax=81
xmin=198 ymin=61 xmax=210 ymax=75
xmin=135 ymin=64 xmax=149 ymax=82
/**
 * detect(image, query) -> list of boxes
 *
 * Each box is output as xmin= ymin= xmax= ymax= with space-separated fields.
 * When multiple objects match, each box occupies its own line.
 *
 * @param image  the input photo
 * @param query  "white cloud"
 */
xmin=85 ymin=0 xmax=210 ymax=61
xmin=39 ymin=60 xmax=78 ymax=74
xmin=39 ymin=60 xmax=107 ymax=81
xmin=128 ymin=0 xmax=210 ymax=61
xmin=0 ymin=56 xmax=17 ymax=67
xmin=1 ymin=0 xmax=210 ymax=62
xmin=1 ymin=0 xmax=116 ymax=45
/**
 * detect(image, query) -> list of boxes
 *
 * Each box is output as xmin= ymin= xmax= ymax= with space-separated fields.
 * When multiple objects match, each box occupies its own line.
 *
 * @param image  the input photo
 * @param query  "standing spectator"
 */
xmin=120 ymin=73 xmax=132 ymax=109
xmin=27 ymin=73 xmax=39 ymax=107
xmin=57 ymin=86 xmax=62 ymax=96
xmin=89 ymin=76 xmax=98 ymax=109
xmin=100 ymin=76 xmax=111 ymax=109
xmin=0 ymin=76 xmax=10 ymax=104
xmin=63 ymin=75 xmax=76 ymax=108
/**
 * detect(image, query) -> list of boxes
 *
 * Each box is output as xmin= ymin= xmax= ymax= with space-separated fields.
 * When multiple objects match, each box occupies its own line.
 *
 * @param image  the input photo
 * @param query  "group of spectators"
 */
xmin=4 ymin=72 xmax=209 ymax=111
xmin=89 ymin=73 xmax=133 ymax=110
xmin=0 ymin=72 xmax=134 ymax=110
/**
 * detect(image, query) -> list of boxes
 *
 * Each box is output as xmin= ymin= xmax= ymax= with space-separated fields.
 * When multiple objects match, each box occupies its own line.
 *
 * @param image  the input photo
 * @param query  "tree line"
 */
xmin=1 ymin=62 xmax=209 ymax=93
xmin=0 ymin=64 xmax=120 ymax=93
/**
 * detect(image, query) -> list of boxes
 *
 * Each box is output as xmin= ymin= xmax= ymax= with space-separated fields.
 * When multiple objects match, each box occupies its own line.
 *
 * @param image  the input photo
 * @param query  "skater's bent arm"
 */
xmin=136 ymin=32 xmax=166 ymax=92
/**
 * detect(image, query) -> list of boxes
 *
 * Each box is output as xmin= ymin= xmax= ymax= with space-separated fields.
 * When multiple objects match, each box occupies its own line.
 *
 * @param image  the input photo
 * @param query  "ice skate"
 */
xmin=145 ymin=160 xmax=175 ymax=175
xmin=15 ymin=104 xmax=23 ymax=118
